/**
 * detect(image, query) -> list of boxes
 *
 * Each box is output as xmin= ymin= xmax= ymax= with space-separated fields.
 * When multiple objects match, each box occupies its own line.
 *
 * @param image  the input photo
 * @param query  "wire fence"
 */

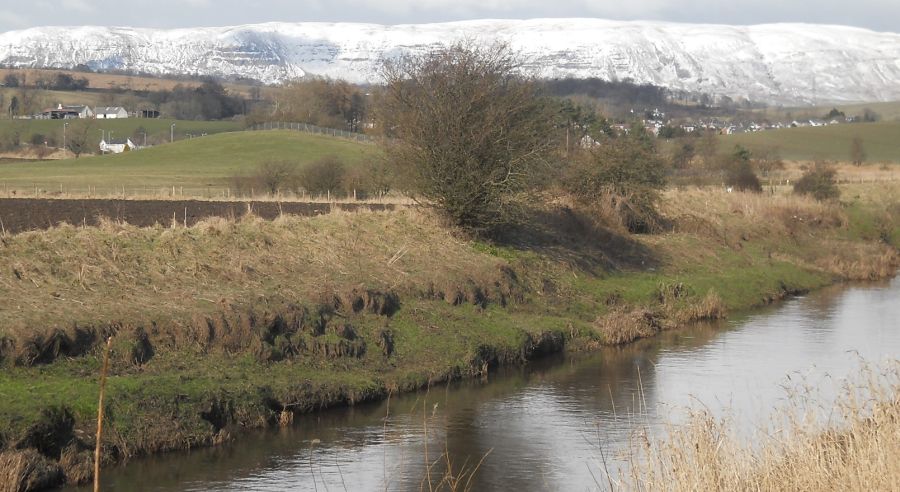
xmin=248 ymin=122 xmax=376 ymax=143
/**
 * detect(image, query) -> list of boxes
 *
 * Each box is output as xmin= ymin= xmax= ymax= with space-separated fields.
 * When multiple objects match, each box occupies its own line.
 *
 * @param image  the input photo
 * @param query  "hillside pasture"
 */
xmin=0 ymin=130 xmax=378 ymax=198
xmin=719 ymin=122 xmax=900 ymax=163
xmin=0 ymin=118 xmax=242 ymax=150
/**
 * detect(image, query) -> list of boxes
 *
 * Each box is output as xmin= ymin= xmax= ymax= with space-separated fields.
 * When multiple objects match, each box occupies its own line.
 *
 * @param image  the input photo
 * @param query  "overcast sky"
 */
xmin=1 ymin=0 xmax=898 ymax=33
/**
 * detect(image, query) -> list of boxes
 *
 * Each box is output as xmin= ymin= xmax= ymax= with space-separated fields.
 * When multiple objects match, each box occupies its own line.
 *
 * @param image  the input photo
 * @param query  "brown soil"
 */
xmin=0 ymin=198 xmax=395 ymax=234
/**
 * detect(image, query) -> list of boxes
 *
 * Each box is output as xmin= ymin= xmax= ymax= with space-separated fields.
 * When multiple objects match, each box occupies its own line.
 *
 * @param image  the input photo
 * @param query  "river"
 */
xmin=76 ymin=276 xmax=900 ymax=491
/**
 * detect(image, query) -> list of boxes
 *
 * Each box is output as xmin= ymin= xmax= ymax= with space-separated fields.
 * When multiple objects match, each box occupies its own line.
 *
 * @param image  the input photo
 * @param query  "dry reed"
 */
xmin=619 ymin=359 xmax=900 ymax=491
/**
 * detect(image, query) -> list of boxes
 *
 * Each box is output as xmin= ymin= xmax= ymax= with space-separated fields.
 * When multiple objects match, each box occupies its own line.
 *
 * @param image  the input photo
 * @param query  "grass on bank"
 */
xmin=718 ymin=121 xmax=900 ymax=163
xmin=622 ymin=360 xmax=900 ymax=491
xmin=0 ymin=130 xmax=377 ymax=197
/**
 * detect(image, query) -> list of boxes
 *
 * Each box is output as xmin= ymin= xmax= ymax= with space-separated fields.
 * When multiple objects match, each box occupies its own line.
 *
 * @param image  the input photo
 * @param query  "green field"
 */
xmin=0 ymin=130 xmax=377 ymax=196
xmin=0 ymin=117 xmax=242 ymax=147
xmin=754 ymin=100 xmax=900 ymax=122
xmin=719 ymin=122 xmax=900 ymax=162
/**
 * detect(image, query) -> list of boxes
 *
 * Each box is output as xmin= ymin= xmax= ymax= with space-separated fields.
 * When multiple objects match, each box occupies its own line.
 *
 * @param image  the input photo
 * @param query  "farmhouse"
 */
xmin=95 ymin=106 xmax=129 ymax=119
xmin=99 ymin=138 xmax=137 ymax=154
xmin=38 ymin=104 xmax=94 ymax=119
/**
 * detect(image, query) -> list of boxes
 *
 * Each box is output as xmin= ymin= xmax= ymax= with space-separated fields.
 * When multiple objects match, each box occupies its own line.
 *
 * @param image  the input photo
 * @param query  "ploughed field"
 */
xmin=0 ymin=198 xmax=394 ymax=234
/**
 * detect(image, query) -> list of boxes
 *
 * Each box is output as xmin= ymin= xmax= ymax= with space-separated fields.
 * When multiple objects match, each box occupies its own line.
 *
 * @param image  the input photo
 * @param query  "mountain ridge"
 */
xmin=2 ymin=18 xmax=899 ymax=105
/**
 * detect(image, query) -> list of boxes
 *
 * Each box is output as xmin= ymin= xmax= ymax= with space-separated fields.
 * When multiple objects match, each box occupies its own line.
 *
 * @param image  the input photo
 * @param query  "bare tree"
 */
xmin=697 ymin=130 xmax=720 ymax=169
xmin=850 ymin=136 xmax=866 ymax=166
xmin=300 ymin=156 xmax=346 ymax=197
xmin=379 ymin=42 xmax=555 ymax=234
xmin=66 ymin=118 xmax=96 ymax=158
xmin=255 ymin=160 xmax=298 ymax=194
xmin=7 ymin=95 xmax=19 ymax=118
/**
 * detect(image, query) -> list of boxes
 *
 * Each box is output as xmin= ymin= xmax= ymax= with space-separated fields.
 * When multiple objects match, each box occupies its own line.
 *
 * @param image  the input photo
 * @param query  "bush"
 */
xmin=725 ymin=146 xmax=762 ymax=193
xmin=300 ymin=156 xmax=346 ymax=197
xmin=255 ymin=160 xmax=298 ymax=194
xmin=794 ymin=162 xmax=840 ymax=201
xmin=379 ymin=42 xmax=555 ymax=234
xmin=564 ymin=125 xmax=667 ymax=233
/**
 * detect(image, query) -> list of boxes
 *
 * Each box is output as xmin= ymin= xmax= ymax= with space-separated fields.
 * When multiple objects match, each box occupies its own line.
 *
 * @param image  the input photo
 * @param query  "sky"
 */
xmin=1 ymin=0 xmax=898 ymax=33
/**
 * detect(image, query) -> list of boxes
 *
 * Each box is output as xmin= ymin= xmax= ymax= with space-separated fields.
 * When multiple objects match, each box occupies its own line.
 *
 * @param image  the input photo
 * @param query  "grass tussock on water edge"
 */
xmin=593 ymin=288 xmax=725 ymax=345
xmin=622 ymin=361 xmax=900 ymax=492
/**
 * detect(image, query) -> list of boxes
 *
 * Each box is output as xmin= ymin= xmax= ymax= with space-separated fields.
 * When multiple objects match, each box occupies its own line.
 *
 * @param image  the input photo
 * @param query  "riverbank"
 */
xmin=0 ymin=182 xmax=898 ymax=489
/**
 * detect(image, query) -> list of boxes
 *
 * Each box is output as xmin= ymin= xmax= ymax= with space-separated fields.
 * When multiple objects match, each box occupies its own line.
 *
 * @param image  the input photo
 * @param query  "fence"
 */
xmin=248 ymin=122 xmax=375 ymax=143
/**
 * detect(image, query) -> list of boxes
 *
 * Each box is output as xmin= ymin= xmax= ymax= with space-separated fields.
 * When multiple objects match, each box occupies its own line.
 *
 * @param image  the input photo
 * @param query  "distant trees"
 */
xmin=32 ymin=72 xmax=89 ymax=91
xmin=861 ymin=108 xmax=880 ymax=123
xmin=696 ymin=131 xmax=720 ymax=169
xmin=2 ymin=73 xmax=20 ymax=88
xmin=379 ymin=43 xmax=555 ymax=234
xmin=670 ymin=142 xmax=696 ymax=169
xmin=824 ymin=108 xmax=845 ymax=120
xmin=148 ymin=79 xmax=243 ymax=120
xmin=850 ymin=137 xmax=867 ymax=166
xmin=259 ymin=78 xmax=369 ymax=132
xmin=541 ymin=77 xmax=668 ymax=109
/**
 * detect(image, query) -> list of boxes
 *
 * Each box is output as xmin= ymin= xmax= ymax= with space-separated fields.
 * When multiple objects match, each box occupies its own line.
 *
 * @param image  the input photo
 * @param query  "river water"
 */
xmin=79 ymin=276 xmax=900 ymax=491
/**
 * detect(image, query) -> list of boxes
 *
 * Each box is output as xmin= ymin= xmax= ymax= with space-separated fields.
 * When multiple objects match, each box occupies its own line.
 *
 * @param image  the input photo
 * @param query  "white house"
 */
xmin=95 ymin=107 xmax=129 ymax=119
xmin=99 ymin=138 xmax=137 ymax=154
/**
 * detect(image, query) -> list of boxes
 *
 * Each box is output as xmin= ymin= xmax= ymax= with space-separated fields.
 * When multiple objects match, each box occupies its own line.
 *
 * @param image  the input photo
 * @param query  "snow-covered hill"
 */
xmin=1 ymin=19 xmax=899 ymax=105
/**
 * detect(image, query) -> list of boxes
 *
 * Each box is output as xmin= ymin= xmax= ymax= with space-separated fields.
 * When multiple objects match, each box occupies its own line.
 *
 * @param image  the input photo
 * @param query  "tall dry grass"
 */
xmin=619 ymin=360 xmax=900 ymax=491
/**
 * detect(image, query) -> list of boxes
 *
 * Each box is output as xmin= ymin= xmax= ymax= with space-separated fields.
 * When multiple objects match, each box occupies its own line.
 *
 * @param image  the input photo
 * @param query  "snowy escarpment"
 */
xmin=1 ymin=19 xmax=899 ymax=105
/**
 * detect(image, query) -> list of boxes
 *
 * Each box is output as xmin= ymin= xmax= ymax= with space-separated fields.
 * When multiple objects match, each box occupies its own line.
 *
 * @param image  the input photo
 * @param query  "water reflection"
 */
xmin=76 ymin=277 xmax=900 ymax=491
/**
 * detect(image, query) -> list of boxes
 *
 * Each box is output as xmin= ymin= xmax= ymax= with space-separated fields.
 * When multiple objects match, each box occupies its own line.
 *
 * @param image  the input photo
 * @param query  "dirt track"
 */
xmin=0 ymin=198 xmax=395 ymax=234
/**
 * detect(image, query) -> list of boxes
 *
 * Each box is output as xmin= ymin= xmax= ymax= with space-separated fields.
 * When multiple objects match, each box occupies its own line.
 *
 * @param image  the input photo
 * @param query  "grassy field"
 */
xmin=0 ymin=117 xmax=241 ymax=149
xmin=754 ymin=100 xmax=900 ymax=122
xmin=0 ymin=130 xmax=377 ymax=197
xmin=719 ymin=121 xmax=900 ymax=163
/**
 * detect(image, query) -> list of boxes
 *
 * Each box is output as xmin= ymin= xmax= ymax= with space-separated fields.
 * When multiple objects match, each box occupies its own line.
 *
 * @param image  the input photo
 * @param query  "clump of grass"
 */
xmin=670 ymin=289 xmax=726 ymax=323
xmin=0 ymin=449 xmax=64 ymax=491
xmin=594 ymin=289 xmax=727 ymax=345
xmin=594 ymin=307 xmax=667 ymax=345
xmin=621 ymin=360 xmax=900 ymax=491
xmin=818 ymin=248 xmax=899 ymax=280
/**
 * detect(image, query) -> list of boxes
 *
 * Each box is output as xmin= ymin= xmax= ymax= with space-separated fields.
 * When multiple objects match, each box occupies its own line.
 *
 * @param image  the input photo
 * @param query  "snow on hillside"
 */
xmin=1 ymin=19 xmax=899 ymax=105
